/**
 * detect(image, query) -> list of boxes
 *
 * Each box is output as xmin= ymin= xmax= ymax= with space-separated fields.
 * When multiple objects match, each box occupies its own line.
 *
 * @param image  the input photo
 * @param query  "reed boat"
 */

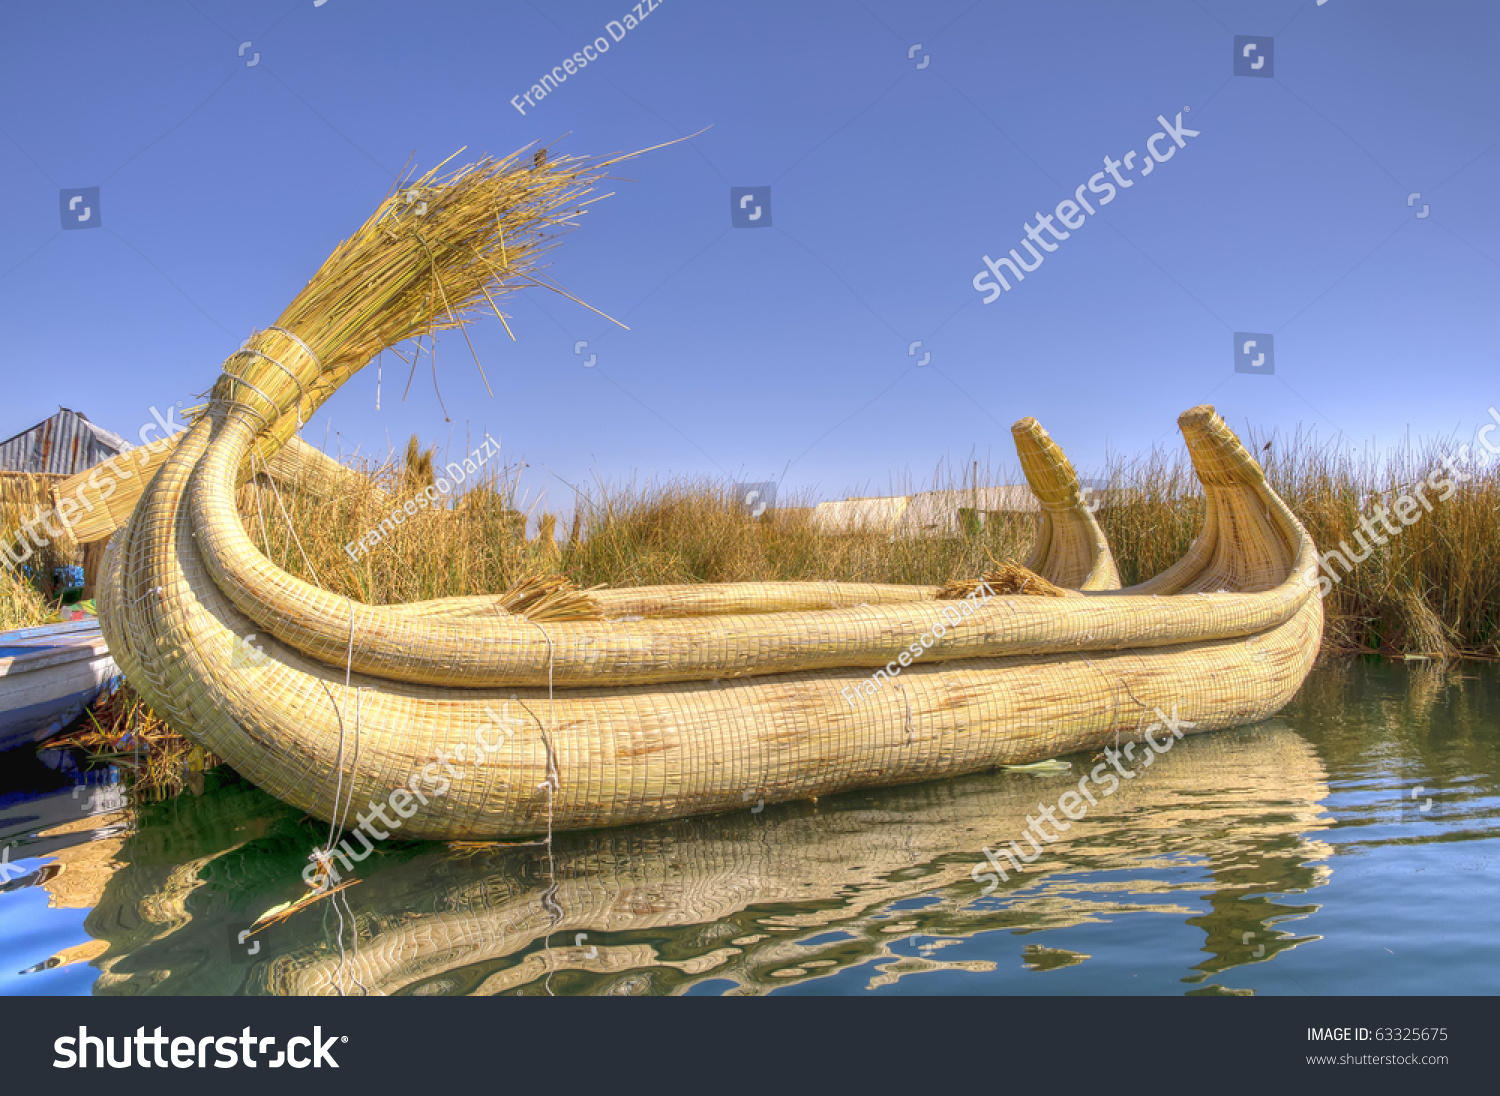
xmin=89 ymin=147 xmax=1324 ymax=841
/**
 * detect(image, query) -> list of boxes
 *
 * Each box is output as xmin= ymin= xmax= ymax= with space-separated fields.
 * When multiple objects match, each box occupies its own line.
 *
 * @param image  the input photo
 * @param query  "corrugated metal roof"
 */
xmin=0 ymin=409 xmax=130 ymax=477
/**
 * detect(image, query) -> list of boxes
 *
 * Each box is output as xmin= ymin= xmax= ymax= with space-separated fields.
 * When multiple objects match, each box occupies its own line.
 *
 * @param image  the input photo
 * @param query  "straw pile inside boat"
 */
xmin=937 ymin=561 xmax=1074 ymax=600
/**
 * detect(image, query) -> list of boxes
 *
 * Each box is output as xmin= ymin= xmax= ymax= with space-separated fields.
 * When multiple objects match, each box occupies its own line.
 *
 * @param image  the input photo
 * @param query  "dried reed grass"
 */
xmin=0 ymin=565 xmax=50 ymax=630
xmin=2 ymin=472 xmax=78 ymax=626
xmin=494 ymin=573 xmax=603 ymax=622
xmin=52 ymin=683 xmax=220 ymax=801
xmin=1 ymin=472 xmax=74 ymax=600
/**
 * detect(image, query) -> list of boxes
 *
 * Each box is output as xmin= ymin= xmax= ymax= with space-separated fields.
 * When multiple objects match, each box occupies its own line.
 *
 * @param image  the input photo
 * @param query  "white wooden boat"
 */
xmin=0 ymin=620 xmax=119 ymax=753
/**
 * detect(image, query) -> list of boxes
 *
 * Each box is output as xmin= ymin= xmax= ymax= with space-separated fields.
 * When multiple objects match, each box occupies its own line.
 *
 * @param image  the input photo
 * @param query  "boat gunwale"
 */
xmin=183 ymin=404 xmax=1317 ymax=689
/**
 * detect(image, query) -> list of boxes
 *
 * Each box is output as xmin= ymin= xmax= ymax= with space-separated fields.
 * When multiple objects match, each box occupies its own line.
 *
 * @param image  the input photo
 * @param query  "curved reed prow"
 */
xmin=1133 ymin=405 xmax=1307 ymax=595
xmin=1011 ymin=417 xmax=1120 ymax=590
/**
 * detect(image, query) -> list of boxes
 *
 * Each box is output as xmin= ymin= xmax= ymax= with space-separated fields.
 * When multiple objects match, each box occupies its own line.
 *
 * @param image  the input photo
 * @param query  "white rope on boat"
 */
xmin=529 ymin=618 xmax=562 ymax=996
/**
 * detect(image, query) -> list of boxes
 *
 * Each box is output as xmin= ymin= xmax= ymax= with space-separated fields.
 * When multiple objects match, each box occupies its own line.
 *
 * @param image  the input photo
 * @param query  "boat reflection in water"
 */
xmin=73 ymin=717 xmax=1332 ymax=996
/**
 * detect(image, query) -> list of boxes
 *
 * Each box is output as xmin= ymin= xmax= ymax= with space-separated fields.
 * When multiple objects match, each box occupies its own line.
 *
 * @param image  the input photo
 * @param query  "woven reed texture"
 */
xmin=391 ymin=582 xmax=940 ymax=621
xmin=99 ymin=368 xmax=1323 ymax=837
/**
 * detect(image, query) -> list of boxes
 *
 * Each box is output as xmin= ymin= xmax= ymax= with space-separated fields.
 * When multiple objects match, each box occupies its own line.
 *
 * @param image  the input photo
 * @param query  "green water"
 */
xmin=2 ymin=659 xmax=1496 ymax=996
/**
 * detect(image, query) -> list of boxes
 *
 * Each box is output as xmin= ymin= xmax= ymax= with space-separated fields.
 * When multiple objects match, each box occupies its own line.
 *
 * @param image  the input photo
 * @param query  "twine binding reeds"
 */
xmin=236 ymin=337 xmax=312 ymax=429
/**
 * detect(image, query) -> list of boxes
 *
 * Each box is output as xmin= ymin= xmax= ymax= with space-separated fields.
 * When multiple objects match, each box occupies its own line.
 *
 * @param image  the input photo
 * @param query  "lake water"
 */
xmin=2 ymin=659 xmax=1496 ymax=996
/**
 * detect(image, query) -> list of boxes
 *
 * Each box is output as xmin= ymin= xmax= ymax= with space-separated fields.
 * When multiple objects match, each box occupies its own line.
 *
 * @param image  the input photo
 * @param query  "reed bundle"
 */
xmin=1 ymin=472 xmax=72 ymax=566
xmin=262 ymin=144 xmax=617 ymax=401
xmin=495 ymin=574 xmax=604 ymax=622
xmin=55 ymin=142 xmax=630 ymax=546
xmin=1 ymin=472 xmax=79 ymax=614
xmin=0 ymin=471 xmax=59 ymax=524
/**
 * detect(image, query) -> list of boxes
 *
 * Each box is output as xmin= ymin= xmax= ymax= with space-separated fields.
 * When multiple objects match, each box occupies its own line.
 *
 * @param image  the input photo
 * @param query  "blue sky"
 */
xmin=2 ymin=0 xmax=1496 ymax=516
